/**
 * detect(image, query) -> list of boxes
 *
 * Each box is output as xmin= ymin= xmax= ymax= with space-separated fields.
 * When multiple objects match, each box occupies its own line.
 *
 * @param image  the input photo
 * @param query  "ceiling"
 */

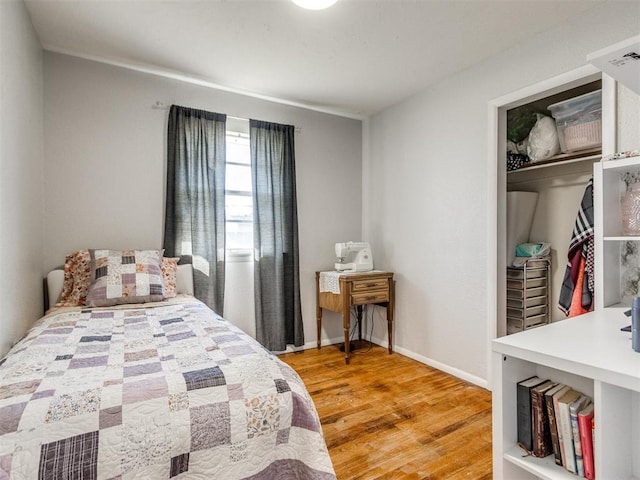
xmin=23 ymin=0 xmax=607 ymax=119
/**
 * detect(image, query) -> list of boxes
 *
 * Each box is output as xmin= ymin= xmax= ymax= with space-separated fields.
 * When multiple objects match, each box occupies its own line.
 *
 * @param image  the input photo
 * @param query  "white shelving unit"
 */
xmin=493 ymin=309 xmax=640 ymax=480
xmin=492 ymin=37 xmax=640 ymax=480
xmin=595 ymin=156 xmax=640 ymax=310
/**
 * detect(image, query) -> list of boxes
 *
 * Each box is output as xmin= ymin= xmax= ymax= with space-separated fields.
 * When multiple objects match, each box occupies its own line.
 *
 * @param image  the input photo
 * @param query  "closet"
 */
xmin=493 ymin=70 xmax=612 ymax=338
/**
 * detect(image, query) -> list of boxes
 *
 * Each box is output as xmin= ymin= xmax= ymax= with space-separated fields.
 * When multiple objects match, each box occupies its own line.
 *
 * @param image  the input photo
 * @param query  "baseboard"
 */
xmin=369 ymin=335 xmax=489 ymax=390
xmin=276 ymin=336 xmax=344 ymax=354
xmin=278 ymin=336 xmax=489 ymax=391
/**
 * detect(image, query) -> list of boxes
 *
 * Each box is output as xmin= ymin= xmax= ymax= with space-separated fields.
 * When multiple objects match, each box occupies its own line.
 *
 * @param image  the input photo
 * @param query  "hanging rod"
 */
xmin=152 ymin=101 xmax=301 ymax=132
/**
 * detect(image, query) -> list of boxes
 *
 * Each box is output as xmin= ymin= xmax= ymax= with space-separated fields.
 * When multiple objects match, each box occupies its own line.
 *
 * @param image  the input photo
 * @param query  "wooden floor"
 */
xmin=279 ymin=342 xmax=493 ymax=480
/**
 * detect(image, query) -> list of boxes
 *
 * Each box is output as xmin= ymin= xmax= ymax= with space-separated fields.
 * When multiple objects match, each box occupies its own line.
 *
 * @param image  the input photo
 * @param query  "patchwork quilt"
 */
xmin=0 ymin=298 xmax=335 ymax=479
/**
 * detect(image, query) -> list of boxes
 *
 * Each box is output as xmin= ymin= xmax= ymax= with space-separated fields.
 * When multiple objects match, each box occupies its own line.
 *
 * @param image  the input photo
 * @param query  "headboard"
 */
xmin=45 ymin=264 xmax=195 ymax=309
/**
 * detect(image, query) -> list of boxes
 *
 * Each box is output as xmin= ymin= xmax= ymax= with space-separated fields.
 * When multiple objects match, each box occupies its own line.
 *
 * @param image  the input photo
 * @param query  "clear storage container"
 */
xmin=548 ymin=89 xmax=602 ymax=153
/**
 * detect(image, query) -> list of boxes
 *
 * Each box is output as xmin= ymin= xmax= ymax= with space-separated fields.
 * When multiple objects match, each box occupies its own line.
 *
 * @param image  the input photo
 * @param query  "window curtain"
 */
xmin=163 ymin=105 xmax=227 ymax=314
xmin=250 ymin=119 xmax=304 ymax=350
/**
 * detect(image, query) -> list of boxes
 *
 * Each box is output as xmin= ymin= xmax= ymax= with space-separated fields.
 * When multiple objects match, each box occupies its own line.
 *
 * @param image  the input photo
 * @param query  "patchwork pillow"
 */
xmin=56 ymin=250 xmax=92 ymax=307
xmin=86 ymin=249 xmax=165 ymax=307
xmin=161 ymin=257 xmax=180 ymax=298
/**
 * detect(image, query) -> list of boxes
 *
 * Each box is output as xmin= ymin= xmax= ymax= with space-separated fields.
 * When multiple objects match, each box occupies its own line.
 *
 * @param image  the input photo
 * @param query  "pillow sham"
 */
xmin=86 ymin=249 xmax=165 ymax=307
xmin=56 ymin=249 xmax=92 ymax=307
xmin=161 ymin=257 xmax=180 ymax=298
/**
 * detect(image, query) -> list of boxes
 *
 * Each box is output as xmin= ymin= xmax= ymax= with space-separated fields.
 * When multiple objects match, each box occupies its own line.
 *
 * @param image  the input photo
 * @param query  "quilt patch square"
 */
xmin=190 ymin=403 xmax=231 ymax=451
xmin=227 ymin=384 xmax=244 ymax=401
xmin=246 ymin=395 xmax=280 ymax=438
xmin=124 ymin=349 xmax=157 ymax=362
xmin=159 ymin=318 xmax=183 ymax=326
xmin=69 ymin=356 xmax=108 ymax=369
xmin=38 ymin=431 xmax=99 ymax=480
xmin=122 ymin=377 xmax=168 ymax=404
xmin=0 ymin=454 xmax=12 ymax=477
xmin=99 ymin=406 xmax=122 ymax=429
xmin=123 ymin=362 xmax=161 ymax=378
xmin=0 ymin=379 xmax=40 ymax=400
xmin=0 ymin=402 xmax=26 ymax=434
xmin=45 ymin=389 xmax=100 ymax=423
xmin=31 ymin=389 xmax=56 ymax=400
xmin=275 ymin=379 xmax=291 ymax=394
xmin=291 ymin=392 xmax=321 ymax=433
xmin=168 ymin=392 xmax=189 ymax=412
xmin=167 ymin=331 xmax=195 ymax=342
xmin=230 ymin=441 xmax=248 ymax=463
xmin=169 ymin=453 xmax=189 ymax=477
xmin=222 ymin=345 xmax=254 ymax=357
xmin=80 ymin=336 xmax=112 ymax=343
xmin=183 ymin=367 xmax=226 ymax=391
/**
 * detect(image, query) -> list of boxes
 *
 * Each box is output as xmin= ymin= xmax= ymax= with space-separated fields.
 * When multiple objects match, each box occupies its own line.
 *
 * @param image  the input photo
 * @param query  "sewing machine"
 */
xmin=334 ymin=241 xmax=374 ymax=272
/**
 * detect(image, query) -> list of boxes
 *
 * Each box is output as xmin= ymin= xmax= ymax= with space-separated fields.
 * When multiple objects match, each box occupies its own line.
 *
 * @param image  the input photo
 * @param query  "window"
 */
xmin=226 ymin=131 xmax=252 ymax=254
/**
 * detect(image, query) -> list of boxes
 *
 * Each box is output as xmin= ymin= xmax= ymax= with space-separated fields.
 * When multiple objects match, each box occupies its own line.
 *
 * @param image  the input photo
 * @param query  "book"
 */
xmin=578 ymin=402 xmax=595 ymax=480
xmin=516 ymin=376 xmax=546 ymax=453
xmin=557 ymin=388 xmax=581 ymax=474
xmin=530 ymin=380 xmax=557 ymax=457
xmin=570 ymin=394 xmax=591 ymax=477
xmin=545 ymin=383 xmax=569 ymax=465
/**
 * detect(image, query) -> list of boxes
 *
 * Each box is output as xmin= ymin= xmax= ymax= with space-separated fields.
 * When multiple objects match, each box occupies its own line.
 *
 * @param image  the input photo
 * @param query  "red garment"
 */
xmin=569 ymin=256 xmax=588 ymax=317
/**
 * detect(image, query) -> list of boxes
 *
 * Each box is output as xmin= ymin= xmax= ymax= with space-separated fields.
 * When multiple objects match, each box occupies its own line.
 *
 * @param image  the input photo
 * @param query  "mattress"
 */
xmin=0 ymin=297 xmax=335 ymax=479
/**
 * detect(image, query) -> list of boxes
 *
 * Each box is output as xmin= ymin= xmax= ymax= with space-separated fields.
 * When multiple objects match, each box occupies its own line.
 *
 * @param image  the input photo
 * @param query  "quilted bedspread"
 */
xmin=0 ymin=297 xmax=335 ymax=479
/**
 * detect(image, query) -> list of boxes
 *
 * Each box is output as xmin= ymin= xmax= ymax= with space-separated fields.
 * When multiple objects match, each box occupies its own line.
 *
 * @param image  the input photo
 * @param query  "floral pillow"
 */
xmin=86 ymin=249 xmax=165 ymax=307
xmin=56 ymin=250 xmax=92 ymax=307
xmin=161 ymin=257 xmax=180 ymax=298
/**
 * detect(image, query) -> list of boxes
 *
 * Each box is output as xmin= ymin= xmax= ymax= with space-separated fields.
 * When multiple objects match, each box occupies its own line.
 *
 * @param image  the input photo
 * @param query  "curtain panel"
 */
xmin=250 ymin=119 xmax=304 ymax=351
xmin=163 ymin=105 xmax=227 ymax=314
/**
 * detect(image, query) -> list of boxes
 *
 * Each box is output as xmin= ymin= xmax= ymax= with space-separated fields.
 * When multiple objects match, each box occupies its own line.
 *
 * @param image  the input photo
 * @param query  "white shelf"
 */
xmin=602 ymin=155 xmax=640 ymax=171
xmin=604 ymin=236 xmax=640 ymax=241
xmin=493 ymin=310 xmax=640 ymax=392
xmin=504 ymin=447 xmax=578 ymax=480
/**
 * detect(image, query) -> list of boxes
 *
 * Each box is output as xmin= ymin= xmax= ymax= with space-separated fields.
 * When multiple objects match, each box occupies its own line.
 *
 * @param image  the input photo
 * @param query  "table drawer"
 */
xmin=351 ymin=291 xmax=389 ymax=305
xmin=351 ymin=279 xmax=388 ymax=292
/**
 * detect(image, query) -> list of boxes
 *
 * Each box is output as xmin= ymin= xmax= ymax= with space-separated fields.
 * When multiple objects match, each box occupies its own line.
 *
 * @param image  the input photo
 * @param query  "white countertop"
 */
xmin=493 ymin=308 xmax=640 ymax=392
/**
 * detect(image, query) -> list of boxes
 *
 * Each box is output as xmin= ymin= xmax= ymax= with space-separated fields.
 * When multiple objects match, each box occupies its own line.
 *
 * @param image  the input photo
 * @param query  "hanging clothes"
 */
xmin=559 ymin=178 xmax=595 ymax=317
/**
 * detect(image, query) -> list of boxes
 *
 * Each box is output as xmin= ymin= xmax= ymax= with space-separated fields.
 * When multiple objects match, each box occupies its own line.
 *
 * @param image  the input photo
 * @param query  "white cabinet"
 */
xmin=492 ymin=309 xmax=640 ymax=480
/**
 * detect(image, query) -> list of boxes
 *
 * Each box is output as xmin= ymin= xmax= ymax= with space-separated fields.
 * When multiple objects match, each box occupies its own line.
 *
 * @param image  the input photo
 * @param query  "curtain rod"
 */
xmin=152 ymin=101 xmax=301 ymax=132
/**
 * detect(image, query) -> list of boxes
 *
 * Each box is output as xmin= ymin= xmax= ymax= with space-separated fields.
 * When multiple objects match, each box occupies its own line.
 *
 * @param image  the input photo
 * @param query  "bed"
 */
xmin=0 ymin=249 xmax=335 ymax=479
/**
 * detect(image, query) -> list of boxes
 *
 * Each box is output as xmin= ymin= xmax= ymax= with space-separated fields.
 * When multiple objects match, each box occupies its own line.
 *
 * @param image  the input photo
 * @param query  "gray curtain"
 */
xmin=164 ymin=105 xmax=226 ymax=314
xmin=250 ymin=119 xmax=304 ymax=350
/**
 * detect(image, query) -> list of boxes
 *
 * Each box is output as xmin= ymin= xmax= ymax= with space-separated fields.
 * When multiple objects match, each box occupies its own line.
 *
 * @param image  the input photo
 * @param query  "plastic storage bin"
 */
xmin=548 ymin=89 xmax=602 ymax=153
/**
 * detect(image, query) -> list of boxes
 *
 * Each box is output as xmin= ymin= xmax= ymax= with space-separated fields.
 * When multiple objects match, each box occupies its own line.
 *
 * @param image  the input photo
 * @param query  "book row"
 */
xmin=517 ymin=376 xmax=595 ymax=479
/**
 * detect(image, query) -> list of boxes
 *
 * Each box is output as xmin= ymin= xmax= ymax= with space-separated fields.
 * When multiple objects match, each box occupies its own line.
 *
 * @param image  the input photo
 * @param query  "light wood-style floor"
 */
xmin=279 ymin=342 xmax=493 ymax=480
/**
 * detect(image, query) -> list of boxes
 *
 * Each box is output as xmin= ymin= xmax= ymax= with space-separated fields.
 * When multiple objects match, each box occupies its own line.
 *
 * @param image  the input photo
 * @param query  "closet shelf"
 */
xmin=507 ymin=149 xmax=601 ymax=174
xmin=604 ymin=236 xmax=640 ymax=242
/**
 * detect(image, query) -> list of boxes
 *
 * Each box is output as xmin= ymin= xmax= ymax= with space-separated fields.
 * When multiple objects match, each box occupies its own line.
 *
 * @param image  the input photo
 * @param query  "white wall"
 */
xmin=43 ymin=52 xmax=362 ymax=347
xmin=0 ymin=1 xmax=44 ymax=357
xmin=364 ymin=2 xmax=640 ymax=386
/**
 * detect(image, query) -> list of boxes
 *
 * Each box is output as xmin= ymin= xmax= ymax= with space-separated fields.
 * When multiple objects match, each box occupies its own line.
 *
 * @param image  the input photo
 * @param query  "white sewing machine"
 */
xmin=334 ymin=241 xmax=374 ymax=272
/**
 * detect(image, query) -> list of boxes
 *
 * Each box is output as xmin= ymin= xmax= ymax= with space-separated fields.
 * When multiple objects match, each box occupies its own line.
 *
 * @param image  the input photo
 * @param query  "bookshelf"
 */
xmin=492 ymin=309 xmax=640 ymax=480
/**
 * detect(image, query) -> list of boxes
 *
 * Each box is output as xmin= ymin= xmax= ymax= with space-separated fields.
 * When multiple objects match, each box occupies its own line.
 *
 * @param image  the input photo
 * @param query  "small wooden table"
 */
xmin=316 ymin=270 xmax=394 ymax=364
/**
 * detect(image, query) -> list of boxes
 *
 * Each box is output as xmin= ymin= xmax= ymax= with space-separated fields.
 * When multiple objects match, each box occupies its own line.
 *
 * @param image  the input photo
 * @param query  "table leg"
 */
xmin=357 ymin=305 xmax=363 ymax=342
xmin=341 ymin=278 xmax=351 ymax=364
xmin=316 ymin=272 xmax=321 ymax=349
xmin=317 ymin=310 xmax=322 ymax=350
xmin=387 ymin=279 xmax=395 ymax=354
